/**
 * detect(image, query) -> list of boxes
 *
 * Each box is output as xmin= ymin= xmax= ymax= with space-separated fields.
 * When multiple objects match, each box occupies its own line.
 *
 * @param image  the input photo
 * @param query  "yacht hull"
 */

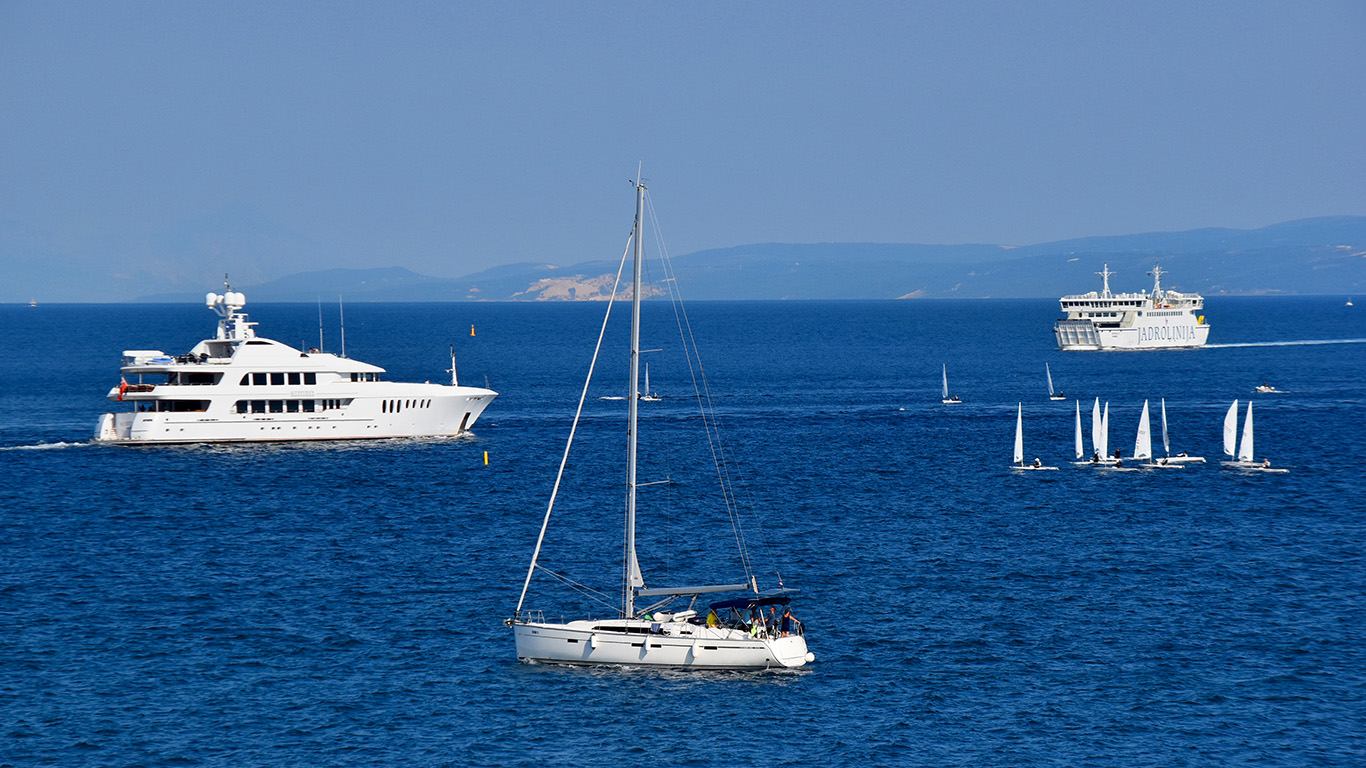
xmin=95 ymin=393 xmax=494 ymax=444
xmin=512 ymin=621 xmax=811 ymax=670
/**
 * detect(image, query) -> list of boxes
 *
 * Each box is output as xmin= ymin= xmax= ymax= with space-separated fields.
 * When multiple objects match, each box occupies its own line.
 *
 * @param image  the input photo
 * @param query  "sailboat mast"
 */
xmin=624 ymin=177 xmax=646 ymax=619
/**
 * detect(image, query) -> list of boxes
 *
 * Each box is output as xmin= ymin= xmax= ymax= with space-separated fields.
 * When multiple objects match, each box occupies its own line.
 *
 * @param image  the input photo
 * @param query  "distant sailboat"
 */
xmin=1084 ymin=397 xmax=1117 ymax=465
xmin=1011 ymin=403 xmax=1057 ymax=470
xmin=1071 ymin=400 xmax=1085 ymax=464
xmin=941 ymin=364 xmax=961 ymax=404
xmin=1046 ymin=363 xmax=1066 ymax=401
xmin=1132 ymin=400 xmax=1181 ymax=468
xmin=1347 ymin=298 xmax=1355 ymax=307
xmin=1221 ymin=400 xmax=1288 ymax=473
xmin=639 ymin=363 xmax=661 ymax=402
xmin=1158 ymin=398 xmax=1204 ymax=463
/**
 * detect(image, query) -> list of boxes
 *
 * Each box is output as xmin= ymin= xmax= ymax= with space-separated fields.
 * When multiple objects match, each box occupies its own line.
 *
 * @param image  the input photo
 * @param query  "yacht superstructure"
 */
xmin=1054 ymin=265 xmax=1210 ymax=351
xmin=94 ymin=288 xmax=496 ymax=444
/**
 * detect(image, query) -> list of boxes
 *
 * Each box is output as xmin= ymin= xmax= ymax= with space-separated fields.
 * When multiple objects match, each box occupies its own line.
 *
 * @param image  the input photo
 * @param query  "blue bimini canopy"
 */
xmin=709 ymin=595 xmax=792 ymax=612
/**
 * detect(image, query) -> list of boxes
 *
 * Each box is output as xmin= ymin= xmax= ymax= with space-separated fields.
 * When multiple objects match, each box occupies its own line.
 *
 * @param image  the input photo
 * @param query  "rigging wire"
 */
xmin=513 ymin=232 xmax=634 ymax=618
xmin=534 ymin=564 xmax=621 ymax=614
xmin=645 ymin=193 xmax=775 ymax=587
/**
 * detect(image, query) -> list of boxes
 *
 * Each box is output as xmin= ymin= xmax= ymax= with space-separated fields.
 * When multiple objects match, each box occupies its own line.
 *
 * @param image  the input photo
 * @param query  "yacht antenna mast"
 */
xmin=338 ymin=295 xmax=347 ymax=358
xmin=1097 ymin=264 xmax=1114 ymax=297
xmin=448 ymin=344 xmax=458 ymax=386
xmin=317 ymin=299 xmax=325 ymax=352
xmin=624 ymin=171 xmax=646 ymax=619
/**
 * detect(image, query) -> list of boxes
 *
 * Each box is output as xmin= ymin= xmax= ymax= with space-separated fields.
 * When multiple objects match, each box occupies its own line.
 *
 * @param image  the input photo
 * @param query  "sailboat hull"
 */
xmin=512 ymin=621 xmax=812 ymax=670
xmin=1161 ymin=456 xmax=1206 ymax=464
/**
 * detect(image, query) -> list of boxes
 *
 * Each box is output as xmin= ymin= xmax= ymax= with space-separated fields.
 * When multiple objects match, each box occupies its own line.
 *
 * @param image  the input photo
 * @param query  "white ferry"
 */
xmin=95 ymin=288 xmax=496 ymax=444
xmin=1054 ymin=265 xmax=1210 ymax=351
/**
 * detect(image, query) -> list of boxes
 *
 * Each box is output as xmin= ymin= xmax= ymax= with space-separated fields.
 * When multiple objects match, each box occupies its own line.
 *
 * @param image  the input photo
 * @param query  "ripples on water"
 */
xmin=2 ymin=298 xmax=1363 ymax=765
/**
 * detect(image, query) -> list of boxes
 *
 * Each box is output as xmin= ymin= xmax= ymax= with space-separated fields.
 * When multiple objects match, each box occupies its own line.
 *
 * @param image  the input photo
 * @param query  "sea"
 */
xmin=2 ymin=297 xmax=1363 ymax=766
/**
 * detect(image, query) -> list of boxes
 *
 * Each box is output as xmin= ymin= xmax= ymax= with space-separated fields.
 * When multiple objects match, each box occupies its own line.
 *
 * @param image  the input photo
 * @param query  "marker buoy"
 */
xmin=483 ymin=450 xmax=489 ymax=466
xmin=470 ymin=324 xmax=476 ymax=337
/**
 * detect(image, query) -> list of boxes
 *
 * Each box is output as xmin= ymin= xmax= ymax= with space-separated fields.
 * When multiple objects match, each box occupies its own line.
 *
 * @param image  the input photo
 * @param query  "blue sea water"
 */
xmin=2 ymin=297 xmax=1364 ymax=766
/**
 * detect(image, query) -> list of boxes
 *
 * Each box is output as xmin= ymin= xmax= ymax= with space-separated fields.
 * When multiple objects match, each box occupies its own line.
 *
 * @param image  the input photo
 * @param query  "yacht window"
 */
xmin=286 ymin=400 xmax=300 ymax=413
xmin=269 ymin=400 xmax=284 ymax=413
xmin=270 ymin=373 xmax=284 ymax=386
xmin=253 ymin=373 xmax=267 ymax=386
xmin=302 ymin=400 xmax=315 ymax=413
xmin=251 ymin=400 xmax=266 ymax=413
xmin=304 ymin=372 xmax=316 ymax=385
xmin=350 ymin=373 xmax=358 ymax=382
xmin=382 ymin=400 xmax=387 ymax=413
xmin=240 ymin=374 xmax=251 ymax=386
xmin=288 ymin=372 xmax=301 ymax=385
xmin=235 ymin=401 xmax=248 ymax=414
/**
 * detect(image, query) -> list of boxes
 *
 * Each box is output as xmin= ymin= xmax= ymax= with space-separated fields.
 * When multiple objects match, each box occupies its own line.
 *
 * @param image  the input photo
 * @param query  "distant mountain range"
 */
xmin=140 ymin=216 xmax=1366 ymax=302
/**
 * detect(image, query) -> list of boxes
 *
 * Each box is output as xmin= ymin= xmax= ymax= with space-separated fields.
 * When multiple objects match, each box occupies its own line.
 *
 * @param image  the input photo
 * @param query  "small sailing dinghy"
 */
xmin=1082 ymin=397 xmax=1119 ymax=465
xmin=1046 ymin=363 xmax=1066 ymax=401
xmin=1070 ymin=400 xmax=1088 ymax=465
xmin=639 ymin=363 xmax=661 ymax=402
xmin=1157 ymin=398 xmax=1204 ymax=463
xmin=1011 ymin=403 xmax=1057 ymax=470
xmin=508 ymin=177 xmax=815 ymax=670
xmin=1131 ymin=400 xmax=1182 ymax=469
xmin=941 ymin=364 xmax=962 ymax=404
xmin=1221 ymin=400 xmax=1289 ymax=473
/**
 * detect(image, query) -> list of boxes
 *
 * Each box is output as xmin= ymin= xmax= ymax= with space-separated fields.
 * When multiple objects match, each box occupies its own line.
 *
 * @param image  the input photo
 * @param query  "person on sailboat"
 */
xmin=781 ymin=608 xmax=796 ymax=637
xmin=1262 ymin=458 xmax=1271 ymax=468
xmin=1032 ymin=458 xmax=1042 ymax=468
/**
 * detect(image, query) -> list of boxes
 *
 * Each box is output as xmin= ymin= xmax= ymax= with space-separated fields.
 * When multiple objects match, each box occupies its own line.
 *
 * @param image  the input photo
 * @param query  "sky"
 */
xmin=2 ymin=1 xmax=1364 ymax=301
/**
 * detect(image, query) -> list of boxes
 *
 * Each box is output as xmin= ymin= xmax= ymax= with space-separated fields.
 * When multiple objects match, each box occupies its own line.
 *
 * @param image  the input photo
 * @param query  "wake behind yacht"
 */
xmin=95 ymin=287 xmax=496 ymax=444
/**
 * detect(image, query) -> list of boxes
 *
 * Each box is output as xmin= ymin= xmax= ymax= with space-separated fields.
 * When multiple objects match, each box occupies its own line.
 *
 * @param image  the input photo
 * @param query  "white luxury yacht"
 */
xmin=1054 ymin=265 xmax=1210 ymax=350
xmin=508 ymin=176 xmax=814 ymax=670
xmin=94 ymin=287 xmax=496 ymax=444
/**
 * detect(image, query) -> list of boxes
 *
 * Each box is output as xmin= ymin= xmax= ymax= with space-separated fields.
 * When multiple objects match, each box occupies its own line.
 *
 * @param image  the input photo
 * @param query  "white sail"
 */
xmin=1238 ymin=401 xmax=1255 ymax=462
xmin=1074 ymin=400 xmax=1083 ymax=459
xmin=644 ymin=364 xmax=650 ymax=396
xmin=1046 ymin=363 xmax=1055 ymax=396
xmin=1223 ymin=400 xmax=1239 ymax=458
xmin=1091 ymin=398 xmax=1102 ymax=456
xmin=1100 ymin=402 xmax=1110 ymax=458
xmin=942 ymin=364 xmax=949 ymax=399
xmin=1013 ymin=403 xmax=1024 ymax=464
xmin=1134 ymin=400 xmax=1152 ymax=460
xmin=1160 ymin=398 xmax=1170 ymax=456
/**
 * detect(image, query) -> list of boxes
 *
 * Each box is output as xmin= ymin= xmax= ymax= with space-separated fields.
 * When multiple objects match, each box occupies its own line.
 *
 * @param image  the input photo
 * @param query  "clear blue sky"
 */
xmin=2 ymin=1 xmax=1363 ymax=300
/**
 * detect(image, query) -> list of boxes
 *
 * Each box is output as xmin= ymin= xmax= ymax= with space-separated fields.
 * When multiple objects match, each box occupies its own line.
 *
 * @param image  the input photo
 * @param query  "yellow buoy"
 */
xmin=483 ymin=450 xmax=489 ymax=466
xmin=470 ymin=324 xmax=476 ymax=337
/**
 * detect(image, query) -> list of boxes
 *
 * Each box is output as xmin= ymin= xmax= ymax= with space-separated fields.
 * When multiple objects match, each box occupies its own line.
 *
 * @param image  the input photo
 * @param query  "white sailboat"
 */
xmin=1132 ymin=400 xmax=1182 ymax=468
xmin=1011 ymin=403 xmax=1058 ymax=470
xmin=1071 ymin=400 xmax=1086 ymax=464
xmin=1098 ymin=400 xmax=1140 ymax=470
xmin=1221 ymin=400 xmax=1289 ymax=473
xmin=1157 ymin=398 xmax=1204 ymax=463
xmin=941 ymin=364 xmax=961 ymax=404
xmin=1082 ymin=397 xmax=1118 ymax=465
xmin=508 ymin=177 xmax=814 ymax=670
xmin=639 ymin=363 xmax=661 ymax=402
xmin=1046 ymin=363 xmax=1066 ymax=401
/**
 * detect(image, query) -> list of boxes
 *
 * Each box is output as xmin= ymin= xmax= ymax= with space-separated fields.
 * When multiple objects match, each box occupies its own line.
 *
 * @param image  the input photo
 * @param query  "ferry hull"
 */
xmin=512 ymin=622 xmax=812 ymax=670
xmin=1055 ymin=321 xmax=1210 ymax=351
